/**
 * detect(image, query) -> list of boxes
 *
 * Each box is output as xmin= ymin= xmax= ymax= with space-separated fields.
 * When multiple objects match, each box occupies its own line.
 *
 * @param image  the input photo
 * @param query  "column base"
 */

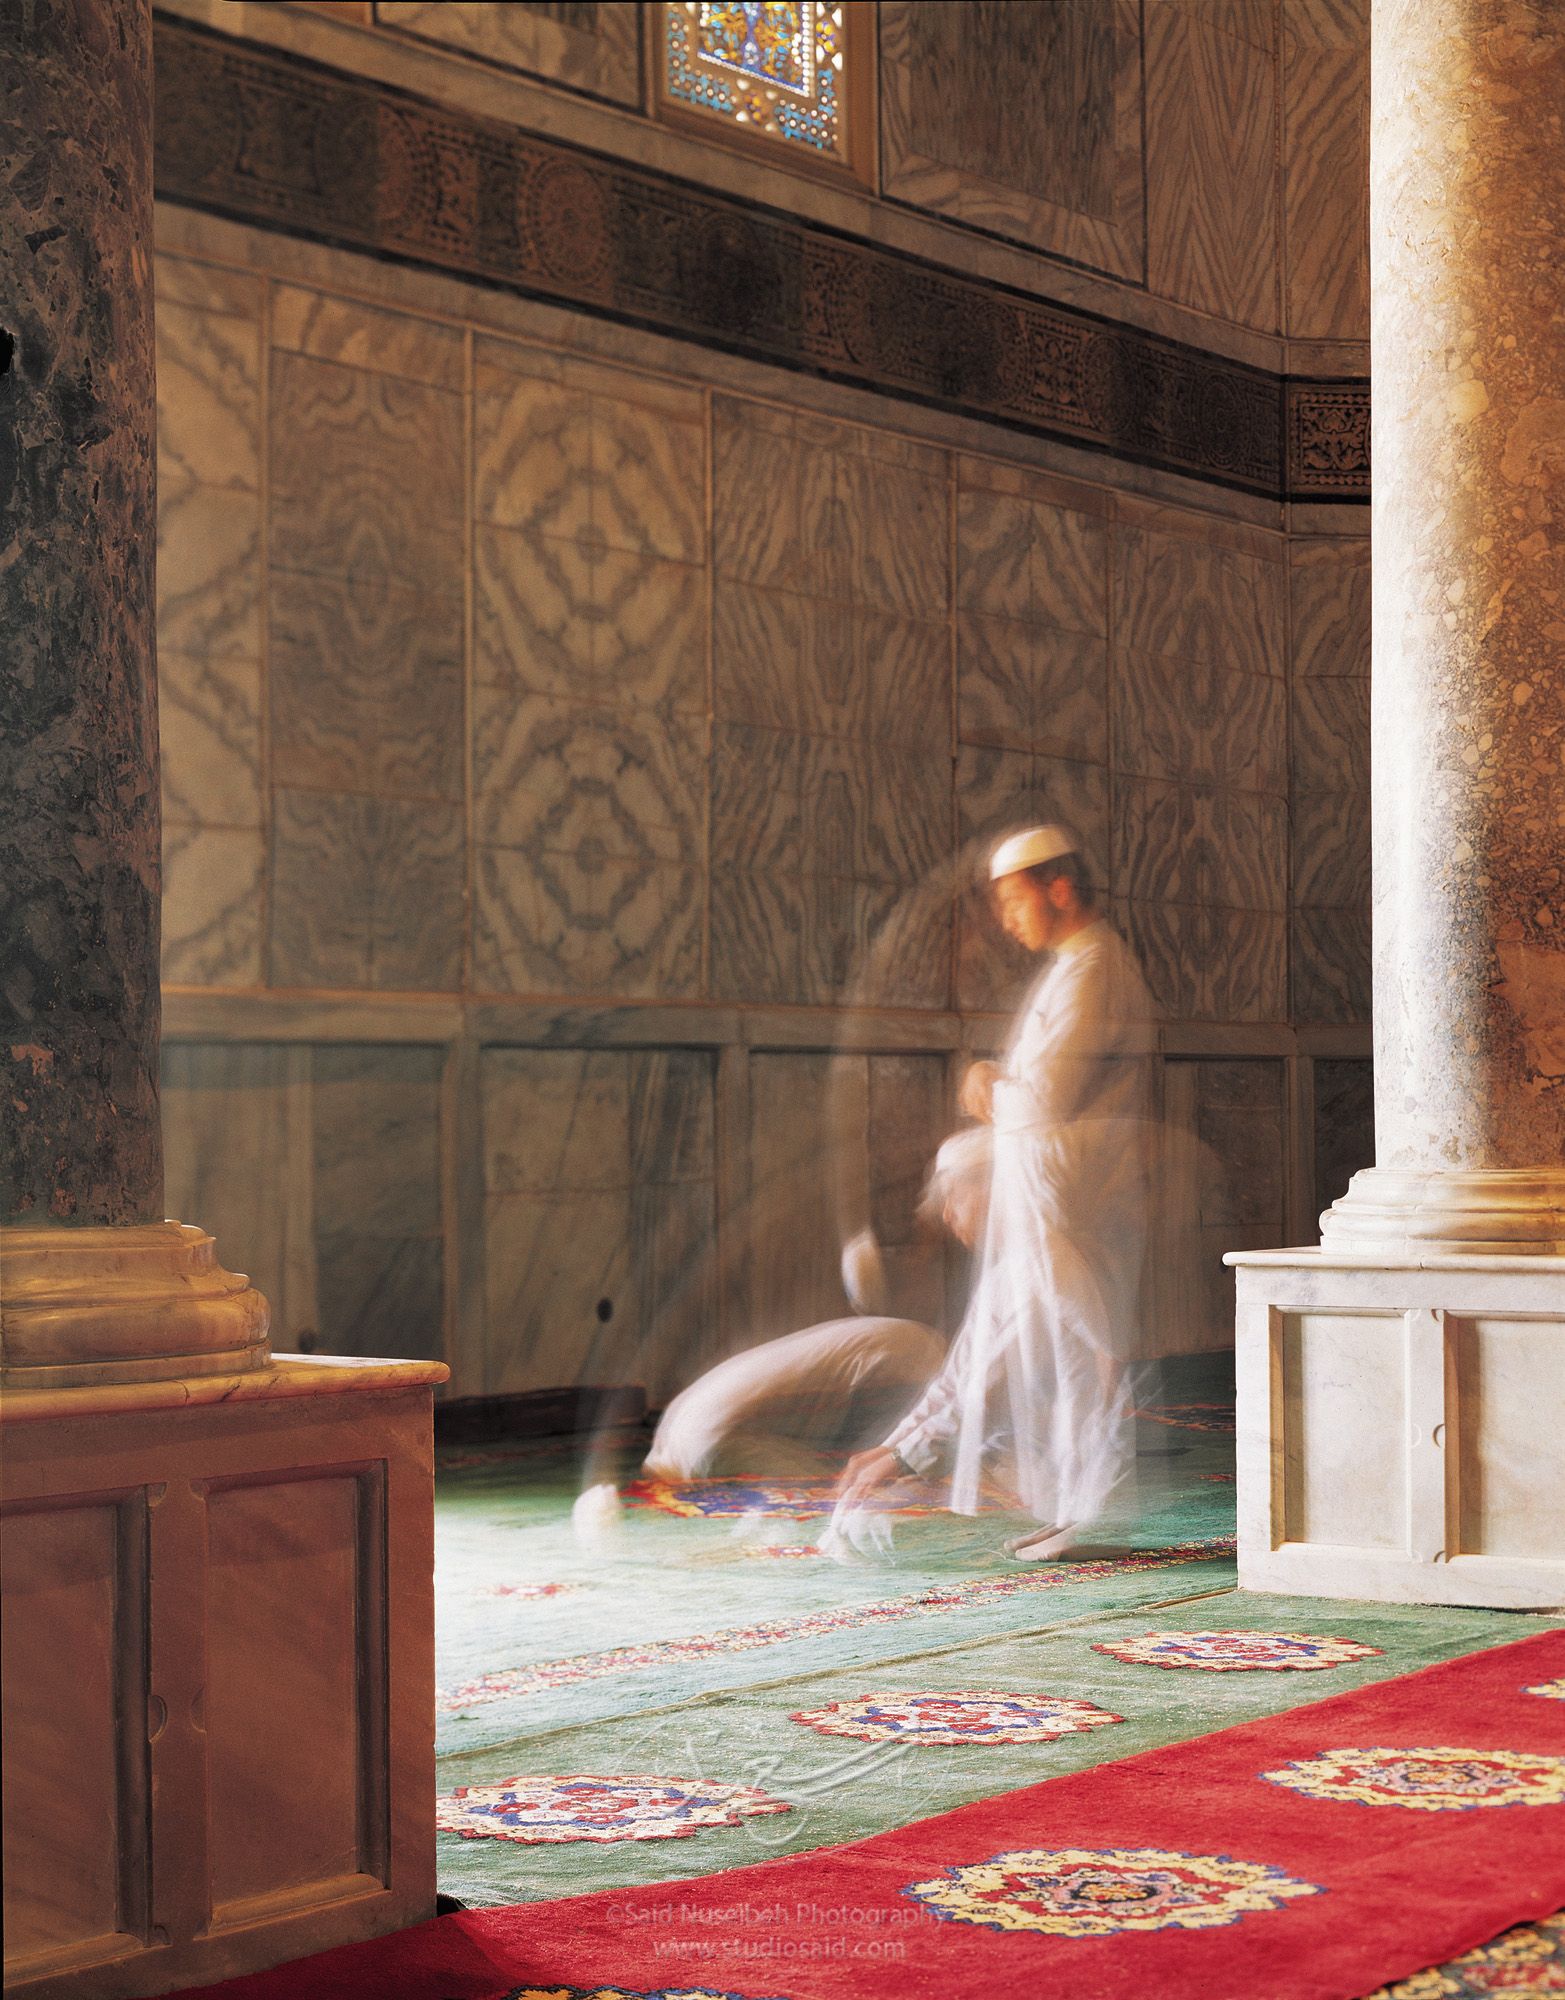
xmin=0 ymin=1222 xmax=270 ymax=1388
xmin=1228 ymin=1245 xmax=1565 ymax=1610
xmin=1320 ymin=1166 xmax=1565 ymax=1256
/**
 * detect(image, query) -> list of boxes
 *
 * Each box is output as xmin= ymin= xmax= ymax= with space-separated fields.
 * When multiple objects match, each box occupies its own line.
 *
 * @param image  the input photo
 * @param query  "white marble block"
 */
xmin=1229 ymin=1248 xmax=1565 ymax=1610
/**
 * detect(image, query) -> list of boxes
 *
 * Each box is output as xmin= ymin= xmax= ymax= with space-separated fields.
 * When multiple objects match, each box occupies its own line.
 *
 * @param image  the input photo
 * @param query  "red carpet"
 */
xmin=183 ymin=1630 xmax=1565 ymax=2000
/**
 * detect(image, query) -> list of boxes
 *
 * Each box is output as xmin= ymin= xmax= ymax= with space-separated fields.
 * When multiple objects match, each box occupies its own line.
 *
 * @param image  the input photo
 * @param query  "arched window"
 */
xmin=656 ymin=3 xmax=870 ymax=182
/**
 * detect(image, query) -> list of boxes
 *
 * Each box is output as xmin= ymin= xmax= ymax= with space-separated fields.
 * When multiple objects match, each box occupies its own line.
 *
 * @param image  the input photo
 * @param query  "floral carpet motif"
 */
xmin=1362 ymin=1913 xmax=1565 ymax=1997
xmin=622 ymin=1475 xmax=950 ymax=1519
xmin=1261 ymin=1746 xmax=1565 ymax=1812
xmin=1092 ymin=1630 xmax=1384 ymax=1673
xmin=736 ymin=1543 xmax=823 ymax=1559
xmin=1527 ymin=1678 xmax=1565 ymax=1701
xmin=790 ymin=1691 xmax=1123 ymax=1745
xmin=904 ymin=1845 xmax=1321 ymax=1937
xmin=438 ymin=1536 xmax=1235 ymax=1708
xmin=435 ymin=1775 xmax=790 ymax=1845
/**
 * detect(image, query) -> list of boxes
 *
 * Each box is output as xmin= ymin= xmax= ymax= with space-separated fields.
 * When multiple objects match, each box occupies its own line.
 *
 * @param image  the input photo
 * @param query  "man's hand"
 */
xmin=834 ymin=1445 xmax=902 ymax=1507
xmin=959 ymin=1059 xmax=1001 ymax=1122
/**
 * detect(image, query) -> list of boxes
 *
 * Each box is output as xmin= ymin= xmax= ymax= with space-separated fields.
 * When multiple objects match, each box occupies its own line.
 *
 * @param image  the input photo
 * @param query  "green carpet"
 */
xmin=433 ymin=1381 xmax=1558 ymax=1907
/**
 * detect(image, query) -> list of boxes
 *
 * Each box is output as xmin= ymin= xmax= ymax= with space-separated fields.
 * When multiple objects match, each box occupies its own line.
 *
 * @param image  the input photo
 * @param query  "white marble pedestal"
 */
xmin=1228 ymin=1249 xmax=1565 ymax=1610
xmin=1 ymin=1354 xmax=447 ymax=1998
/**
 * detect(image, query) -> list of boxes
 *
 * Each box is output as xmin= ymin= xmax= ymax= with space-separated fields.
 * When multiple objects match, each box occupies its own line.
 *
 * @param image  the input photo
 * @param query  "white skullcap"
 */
xmin=989 ymin=824 xmax=1077 ymax=882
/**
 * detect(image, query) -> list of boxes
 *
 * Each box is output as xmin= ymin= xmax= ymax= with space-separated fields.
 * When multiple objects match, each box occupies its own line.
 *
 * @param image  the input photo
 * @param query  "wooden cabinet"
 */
xmin=2 ymin=1360 xmax=444 ymax=1998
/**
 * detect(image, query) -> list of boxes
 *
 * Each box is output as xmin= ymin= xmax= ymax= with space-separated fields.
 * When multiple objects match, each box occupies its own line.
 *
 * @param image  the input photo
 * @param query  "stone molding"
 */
xmin=1320 ymin=1166 xmax=1565 ymax=1257
xmin=150 ymin=14 xmax=1370 ymax=504
xmin=0 ymin=1220 xmax=270 ymax=1388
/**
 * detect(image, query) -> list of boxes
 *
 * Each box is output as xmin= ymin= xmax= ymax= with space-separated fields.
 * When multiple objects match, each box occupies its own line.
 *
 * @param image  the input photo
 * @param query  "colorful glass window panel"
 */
xmin=664 ymin=3 xmax=848 ymax=161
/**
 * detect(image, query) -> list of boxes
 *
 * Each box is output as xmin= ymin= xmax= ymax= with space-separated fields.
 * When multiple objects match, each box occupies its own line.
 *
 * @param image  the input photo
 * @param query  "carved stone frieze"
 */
xmin=152 ymin=16 xmax=1368 ymax=502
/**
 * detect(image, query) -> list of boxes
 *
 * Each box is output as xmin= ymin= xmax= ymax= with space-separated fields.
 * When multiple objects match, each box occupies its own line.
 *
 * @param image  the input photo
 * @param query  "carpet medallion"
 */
xmin=1260 ymin=1746 xmax=1565 ymax=1812
xmin=178 ymin=1630 xmax=1565 ymax=2000
xmin=1364 ymin=1913 xmax=1565 ymax=1997
xmin=436 ymin=1778 xmax=791 ymax=1845
xmin=904 ymin=1844 xmax=1322 ymax=1936
xmin=788 ymin=1692 xmax=1122 ymax=1745
xmin=1094 ymin=1630 xmax=1385 ymax=1672
xmin=1529 ymin=1679 xmax=1565 ymax=1702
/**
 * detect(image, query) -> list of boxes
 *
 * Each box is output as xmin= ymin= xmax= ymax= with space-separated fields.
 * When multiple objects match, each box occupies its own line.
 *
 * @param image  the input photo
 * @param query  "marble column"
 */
xmin=1321 ymin=0 xmax=1565 ymax=1254
xmin=1228 ymin=0 xmax=1564 ymax=1609
xmin=0 ymin=0 xmax=266 ymax=1384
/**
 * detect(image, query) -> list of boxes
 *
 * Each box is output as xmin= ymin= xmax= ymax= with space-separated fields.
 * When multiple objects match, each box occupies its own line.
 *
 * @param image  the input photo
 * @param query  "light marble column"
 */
xmin=1229 ymin=0 xmax=1565 ymax=1610
xmin=0 ymin=0 xmax=266 ymax=1385
xmin=1322 ymin=0 xmax=1565 ymax=1254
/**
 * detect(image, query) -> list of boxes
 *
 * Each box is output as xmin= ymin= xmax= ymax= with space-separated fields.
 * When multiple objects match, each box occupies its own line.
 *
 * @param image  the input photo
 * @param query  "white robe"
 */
xmin=885 ymin=918 xmax=1155 ymax=1526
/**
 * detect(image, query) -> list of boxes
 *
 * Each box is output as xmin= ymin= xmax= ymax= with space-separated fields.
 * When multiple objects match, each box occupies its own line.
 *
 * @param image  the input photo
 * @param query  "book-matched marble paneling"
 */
xmin=473 ymin=341 xmax=707 ymax=1001
xmin=372 ymin=0 xmax=642 ymax=108
xmin=1111 ymin=512 xmax=1288 ymax=1022
xmin=1290 ymin=538 xmax=1371 ymax=1022
xmin=161 ymin=1041 xmax=445 ymax=1357
xmin=879 ymin=0 xmax=1145 ymax=282
xmin=265 ymin=294 xmax=467 ymax=990
xmin=155 ymin=257 xmax=265 ymax=984
xmin=480 ymin=1046 xmax=715 ymax=1400
xmin=710 ymin=400 xmax=952 ymax=1008
xmin=1282 ymin=0 xmax=1369 ymax=341
xmin=1145 ymin=0 xmax=1279 ymax=331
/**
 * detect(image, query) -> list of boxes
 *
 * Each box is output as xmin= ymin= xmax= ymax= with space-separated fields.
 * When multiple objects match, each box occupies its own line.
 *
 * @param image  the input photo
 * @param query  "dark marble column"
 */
xmin=0 ymin=0 xmax=163 ymax=1226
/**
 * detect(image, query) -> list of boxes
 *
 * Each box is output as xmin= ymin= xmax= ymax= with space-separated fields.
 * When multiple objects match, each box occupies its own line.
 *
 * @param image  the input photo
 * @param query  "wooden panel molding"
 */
xmin=150 ymin=15 xmax=1368 ymax=502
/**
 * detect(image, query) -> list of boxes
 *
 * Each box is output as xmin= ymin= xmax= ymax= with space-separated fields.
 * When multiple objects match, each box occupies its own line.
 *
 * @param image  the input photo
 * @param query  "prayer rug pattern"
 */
xmin=1364 ymin=1912 xmax=1565 ymax=1998
xmin=435 ymin=1777 xmax=790 ymax=1845
xmin=1135 ymin=1403 xmax=1237 ymax=1434
xmin=438 ymin=1536 xmax=1235 ymax=1708
xmin=487 ymin=1583 xmax=582 ymax=1600
xmin=1261 ymin=1746 xmax=1565 ymax=1812
xmin=495 ymin=1989 xmax=785 ymax=2000
xmin=904 ymin=1844 xmax=1322 ymax=1936
xmin=163 ymin=1631 xmax=1565 ymax=2000
xmin=789 ymin=1691 xmax=1122 ymax=1745
xmin=1093 ymin=1630 xmax=1384 ymax=1673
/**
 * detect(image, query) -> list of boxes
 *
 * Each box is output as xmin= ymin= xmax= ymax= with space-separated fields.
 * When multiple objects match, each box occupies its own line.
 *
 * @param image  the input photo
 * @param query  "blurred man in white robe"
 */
xmin=835 ymin=825 xmax=1156 ymax=1558
xmin=643 ymin=1129 xmax=992 ymax=1480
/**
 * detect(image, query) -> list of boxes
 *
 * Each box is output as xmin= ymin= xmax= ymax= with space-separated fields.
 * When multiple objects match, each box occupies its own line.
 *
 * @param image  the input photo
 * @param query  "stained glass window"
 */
xmin=659 ymin=3 xmax=860 ymax=173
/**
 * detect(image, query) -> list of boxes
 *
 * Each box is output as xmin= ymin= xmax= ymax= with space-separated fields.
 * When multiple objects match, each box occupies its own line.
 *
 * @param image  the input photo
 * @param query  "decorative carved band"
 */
xmin=151 ymin=16 xmax=1370 ymax=502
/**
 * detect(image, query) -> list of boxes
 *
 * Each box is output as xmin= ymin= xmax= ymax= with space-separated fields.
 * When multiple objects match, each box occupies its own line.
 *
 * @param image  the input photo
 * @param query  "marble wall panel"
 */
xmin=1290 ymin=540 xmax=1371 ymax=678
xmin=162 ymin=1043 xmax=299 ymax=1323
xmin=631 ymin=1176 xmax=720 ymax=1399
xmin=1185 ymin=787 xmax=1288 ymax=912
xmin=746 ymin=1052 xmax=850 ymax=1339
xmin=373 ymin=0 xmax=642 ymax=108
xmin=1293 ymin=675 xmax=1371 ymax=794
xmin=710 ymin=722 xmax=801 ymax=874
xmin=1114 ymin=524 xmax=1284 ymax=676
xmin=1293 ymin=905 xmax=1372 ymax=1023
xmin=483 ymin=1187 xmax=632 ymax=1395
xmin=473 ymin=690 xmax=706 ymax=865
xmin=1282 ymin=0 xmax=1369 ymax=341
xmin=311 ymin=1045 xmax=443 ymax=1235
xmin=159 ymin=653 xmax=263 ymax=831
xmin=629 ymin=1049 xmax=715 ymax=1187
xmin=1193 ymin=1058 xmax=1286 ymax=1227
xmin=314 ymin=1232 xmax=443 ymax=1360
xmin=310 ymin=1044 xmax=444 ymax=1358
xmin=162 ymin=823 xmax=264 ymax=987
xmin=269 ymin=351 xmax=464 ymax=590
xmin=157 ymin=293 xmax=261 ymax=497
xmin=483 ymin=1048 xmax=628 ymax=1194
xmin=1313 ymin=1053 xmax=1375 ymax=1218
xmin=1293 ymin=791 xmax=1370 ymax=910
xmin=879 ymin=0 xmax=1144 ymax=281
xmin=1202 ymin=909 xmax=1287 ymax=1022
xmin=474 ymin=844 xmax=702 ymax=1000
xmin=269 ymin=573 xmax=463 ymax=801
xmin=270 ymin=284 xmax=464 ymax=387
xmin=269 ymin=789 xmax=463 ymax=990
xmin=709 ymin=865 xmax=805 ymax=1006
xmin=1119 ymin=898 xmax=1200 ymax=1020
xmin=1113 ymin=653 xmax=1286 ymax=794
xmin=157 ymin=481 xmax=261 ymax=661
xmin=854 ymin=879 xmax=954 ymax=1012
xmin=1145 ymin=0 xmax=1280 ymax=330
